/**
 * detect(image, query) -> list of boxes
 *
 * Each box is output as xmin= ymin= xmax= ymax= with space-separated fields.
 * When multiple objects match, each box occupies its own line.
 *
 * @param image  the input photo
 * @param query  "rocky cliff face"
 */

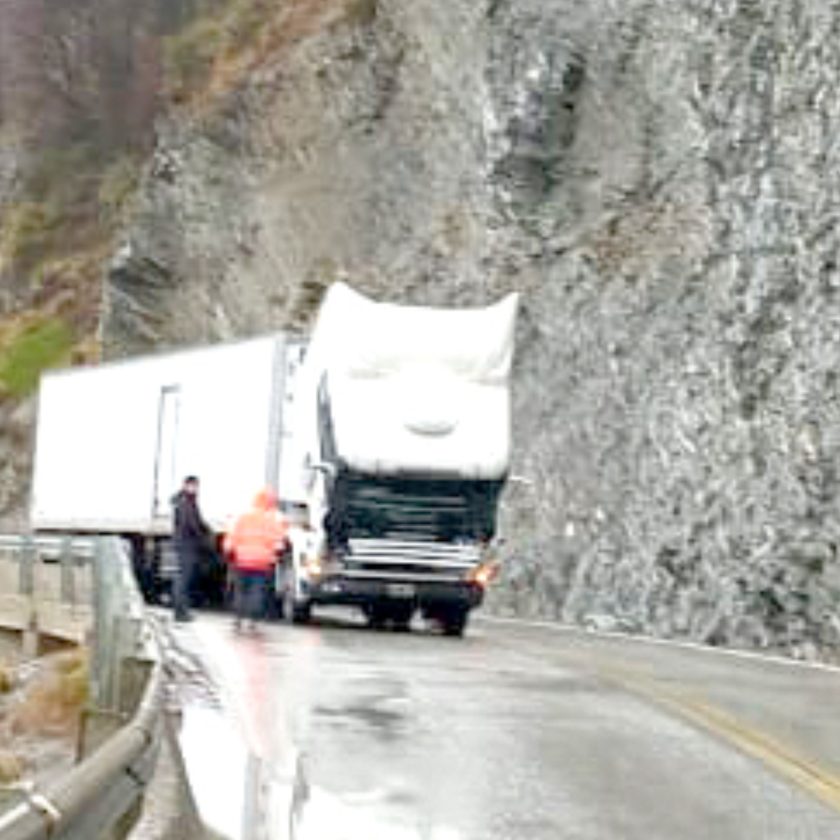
xmin=0 ymin=0 xmax=216 ymax=522
xmin=10 ymin=0 xmax=840 ymax=656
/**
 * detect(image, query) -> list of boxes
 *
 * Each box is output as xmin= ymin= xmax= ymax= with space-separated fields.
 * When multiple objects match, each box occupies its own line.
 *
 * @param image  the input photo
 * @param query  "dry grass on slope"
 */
xmin=0 ymin=750 xmax=23 ymax=783
xmin=0 ymin=649 xmax=87 ymax=786
xmin=0 ymin=660 xmax=22 ymax=783
xmin=6 ymin=648 xmax=89 ymax=738
xmin=165 ymin=0 xmax=378 ymax=107
xmin=0 ymin=145 xmax=139 ymax=399
xmin=0 ymin=661 xmax=13 ymax=694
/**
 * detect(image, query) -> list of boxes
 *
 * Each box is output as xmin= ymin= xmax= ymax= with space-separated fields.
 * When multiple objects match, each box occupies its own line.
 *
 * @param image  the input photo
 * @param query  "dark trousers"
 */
xmin=173 ymin=543 xmax=199 ymax=620
xmin=234 ymin=569 xmax=271 ymax=622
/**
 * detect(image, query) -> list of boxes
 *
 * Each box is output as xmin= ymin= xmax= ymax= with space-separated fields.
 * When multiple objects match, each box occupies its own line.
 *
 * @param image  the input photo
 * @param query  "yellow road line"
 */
xmin=597 ymin=662 xmax=840 ymax=814
xmin=492 ymin=624 xmax=840 ymax=812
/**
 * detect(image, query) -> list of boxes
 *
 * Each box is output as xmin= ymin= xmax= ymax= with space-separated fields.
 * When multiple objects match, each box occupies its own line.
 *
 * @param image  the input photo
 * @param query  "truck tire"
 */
xmin=442 ymin=607 xmax=469 ymax=637
xmin=389 ymin=603 xmax=414 ymax=632
xmin=291 ymin=602 xmax=312 ymax=624
xmin=365 ymin=605 xmax=388 ymax=630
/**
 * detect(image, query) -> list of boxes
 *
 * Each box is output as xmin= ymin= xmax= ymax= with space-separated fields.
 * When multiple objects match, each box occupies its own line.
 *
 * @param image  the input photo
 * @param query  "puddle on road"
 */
xmin=291 ymin=781 xmax=465 ymax=840
xmin=314 ymin=694 xmax=412 ymax=740
xmin=178 ymin=704 xmax=253 ymax=840
xmin=178 ymin=702 xmax=463 ymax=840
xmin=172 ymin=616 xmax=464 ymax=840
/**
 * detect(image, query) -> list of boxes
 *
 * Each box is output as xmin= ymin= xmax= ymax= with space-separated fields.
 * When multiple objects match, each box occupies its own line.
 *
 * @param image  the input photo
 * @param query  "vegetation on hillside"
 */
xmin=0 ymin=0 xmax=374 ymax=399
xmin=0 ymin=750 xmax=23 ymax=783
xmin=0 ymin=648 xmax=87 ymax=786
xmin=164 ymin=0 xmax=377 ymax=103
xmin=8 ymin=648 xmax=88 ymax=737
xmin=0 ymin=661 xmax=12 ymax=693
xmin=0 ymin=318 xmax=75 ymax=398
xmin=0 ymin=144 xmax=137 ymax=396
xmin=0 ymin=0 xmax=172 ymax=395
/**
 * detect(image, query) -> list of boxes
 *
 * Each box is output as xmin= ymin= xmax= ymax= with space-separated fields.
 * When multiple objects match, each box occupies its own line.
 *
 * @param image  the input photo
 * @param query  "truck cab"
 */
xmin=283 ymin=283 xmax=518 ymax=636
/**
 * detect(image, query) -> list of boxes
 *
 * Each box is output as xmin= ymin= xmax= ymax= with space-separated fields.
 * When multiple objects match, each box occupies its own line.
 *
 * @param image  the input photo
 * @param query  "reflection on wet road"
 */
xmin=172 ymin=612 xmax=840 ymax=840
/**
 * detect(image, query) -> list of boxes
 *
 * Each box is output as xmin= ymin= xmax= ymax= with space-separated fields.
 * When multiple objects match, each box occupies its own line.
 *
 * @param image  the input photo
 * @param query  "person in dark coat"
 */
xmin=172 ymin=475 xmax=211 ymax=622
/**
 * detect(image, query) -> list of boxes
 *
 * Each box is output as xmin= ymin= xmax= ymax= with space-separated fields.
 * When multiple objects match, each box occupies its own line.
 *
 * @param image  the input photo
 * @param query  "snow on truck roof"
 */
xmin=309 ymin=282 xmax=519 ymax=383
xmin=296 ymin=283 xmax=519 ymax=481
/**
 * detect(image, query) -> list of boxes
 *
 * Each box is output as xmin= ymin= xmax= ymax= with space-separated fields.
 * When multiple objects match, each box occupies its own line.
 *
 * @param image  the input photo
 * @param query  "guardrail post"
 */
xmin=114 ymin=613 xmax=144 ymax=712
xmin=18 ymin=537 xmax=34 ymax=596
xmin=59 ymin=536 xmax=75 ymax=604
xmin=118 ymin=656 xmax=154 ymax=717
xmin=19 ymin=537 xmax=39 ymax=658
xmin=91 ymin=539 xmax=116 ymax=710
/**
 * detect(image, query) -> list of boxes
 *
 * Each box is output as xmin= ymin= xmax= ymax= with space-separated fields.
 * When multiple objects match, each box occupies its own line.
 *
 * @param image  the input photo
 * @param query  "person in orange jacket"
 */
xmin=223 ymin=487 xmax=289 ymax=631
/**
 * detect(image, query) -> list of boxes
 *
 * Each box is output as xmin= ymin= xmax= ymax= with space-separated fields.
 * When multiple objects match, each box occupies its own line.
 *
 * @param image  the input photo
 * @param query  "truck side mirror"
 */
xmin=309 ymin=461 xmax=337 ymax=479
xmin=508 ymin=475 xmax=533 ymax=486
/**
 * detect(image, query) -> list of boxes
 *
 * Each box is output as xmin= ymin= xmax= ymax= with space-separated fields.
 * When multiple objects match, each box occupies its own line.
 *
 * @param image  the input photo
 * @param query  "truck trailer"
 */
xmin=30 ymin=334 xmax=306 ymax=602
xmin=283 ymin=283 xmax=518 ymax=636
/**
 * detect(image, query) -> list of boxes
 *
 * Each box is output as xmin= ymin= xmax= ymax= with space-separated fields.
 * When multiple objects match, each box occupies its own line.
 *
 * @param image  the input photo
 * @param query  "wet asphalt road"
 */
xmin=174 ymin=611 xmax=840 ymax=840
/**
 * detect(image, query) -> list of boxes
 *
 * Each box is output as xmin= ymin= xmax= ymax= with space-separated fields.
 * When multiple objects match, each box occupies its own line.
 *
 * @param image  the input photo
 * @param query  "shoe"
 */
xmin=234 ymin=618 xmax=242 ymax=632
xmin=174 ymin=613 xmax=193 ymax=623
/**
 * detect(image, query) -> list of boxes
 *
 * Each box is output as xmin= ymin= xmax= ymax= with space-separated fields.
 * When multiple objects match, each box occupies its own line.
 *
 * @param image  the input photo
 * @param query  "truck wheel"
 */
xmin=291 ymin=602 xmax=312 ymax=624
xmin=389 ymin=603 xmax=414 ymax=632
xmin=442 ymin=607 xmax=469 ymax=637
xmin=365 ymin=605 xmax=388 ymax=630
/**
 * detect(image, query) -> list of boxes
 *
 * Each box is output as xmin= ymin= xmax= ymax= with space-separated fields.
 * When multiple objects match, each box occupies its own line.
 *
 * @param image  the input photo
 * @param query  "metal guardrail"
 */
xmin=0 ymin=535 xmax=93 ymax=646
xmin=0 ymin=536 xmax=164 ymax=840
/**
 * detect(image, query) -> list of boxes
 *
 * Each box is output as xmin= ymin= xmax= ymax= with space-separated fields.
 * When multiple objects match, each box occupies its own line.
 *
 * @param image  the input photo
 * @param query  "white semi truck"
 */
xmin=282 ymin=283 xmax=518 ymax=635
xmin=30 ymin=283 xmax=518 ymax=634
xmin=30 ymin=334 xmax=306 ymax=602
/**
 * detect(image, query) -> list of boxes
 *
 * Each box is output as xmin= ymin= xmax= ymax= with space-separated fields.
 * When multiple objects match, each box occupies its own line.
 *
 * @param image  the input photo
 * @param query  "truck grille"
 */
xmin=343 ymin=538 xmax=481 ymax=582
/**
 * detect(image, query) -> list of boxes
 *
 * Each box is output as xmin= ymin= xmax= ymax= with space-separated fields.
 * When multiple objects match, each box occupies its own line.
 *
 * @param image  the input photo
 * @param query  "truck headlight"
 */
xmin=303 ymin=556 xmax=324 ymax=578
xmin=468 ymin=561 xmax=500 ymax=588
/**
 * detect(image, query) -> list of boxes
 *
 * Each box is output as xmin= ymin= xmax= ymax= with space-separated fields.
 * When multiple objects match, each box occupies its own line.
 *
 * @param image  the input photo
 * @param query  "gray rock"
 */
xmin=0 ymin=398 xmax=36 ymax=530
xmin=86 ymin=0 xmax=840 ymax=657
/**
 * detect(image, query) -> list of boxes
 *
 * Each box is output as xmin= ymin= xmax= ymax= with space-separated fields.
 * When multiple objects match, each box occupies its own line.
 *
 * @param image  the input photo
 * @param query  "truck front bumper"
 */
xmin=303 ymin=575 xmax=484 ymax=611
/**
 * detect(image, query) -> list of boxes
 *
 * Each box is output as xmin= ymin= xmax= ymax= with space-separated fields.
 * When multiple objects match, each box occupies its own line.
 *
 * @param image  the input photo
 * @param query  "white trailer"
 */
xmin=30 ymin=335 xmax=306 ymax=601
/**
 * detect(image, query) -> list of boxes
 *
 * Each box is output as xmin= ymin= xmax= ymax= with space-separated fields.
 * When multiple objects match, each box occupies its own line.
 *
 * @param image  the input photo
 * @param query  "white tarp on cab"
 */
xmin=294 ymin=283 xmax=519 ymax=480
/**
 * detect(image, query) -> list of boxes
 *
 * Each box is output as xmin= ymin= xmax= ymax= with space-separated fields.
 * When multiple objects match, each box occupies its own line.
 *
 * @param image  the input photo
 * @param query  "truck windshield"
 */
xmin=327 ymin=473 xmax=503 ymax=545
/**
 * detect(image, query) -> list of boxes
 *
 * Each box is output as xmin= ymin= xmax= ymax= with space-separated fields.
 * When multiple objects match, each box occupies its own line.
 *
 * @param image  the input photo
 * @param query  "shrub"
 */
xmin=164 ymin=16 xmax=226 ymax=98
xmin=226 ymin=0 xmax=269 ymax=52
xmin=163 ymin=0 xmax=306 ymax=101
xmin=0 ymin=318 xmax=75 ymax=398
xmin=343 ymin=0 xmax=377 ymax=25
xmin=0 ymin=144 xmax=102 ymax=272
xmin=0 ymin=201 xmax=61 ymax=269
xmin=9 ymin=649 xmax=88 ymax=736
xmin=0 ymin=662 xmax=13 ymax=693
xmin=0 ymin=751 xmax=23 ymax=783
xmin=25 ymin=144 xmax=99 ymax=207
xmin=98 ymin=154 xmax=142 ymax=226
